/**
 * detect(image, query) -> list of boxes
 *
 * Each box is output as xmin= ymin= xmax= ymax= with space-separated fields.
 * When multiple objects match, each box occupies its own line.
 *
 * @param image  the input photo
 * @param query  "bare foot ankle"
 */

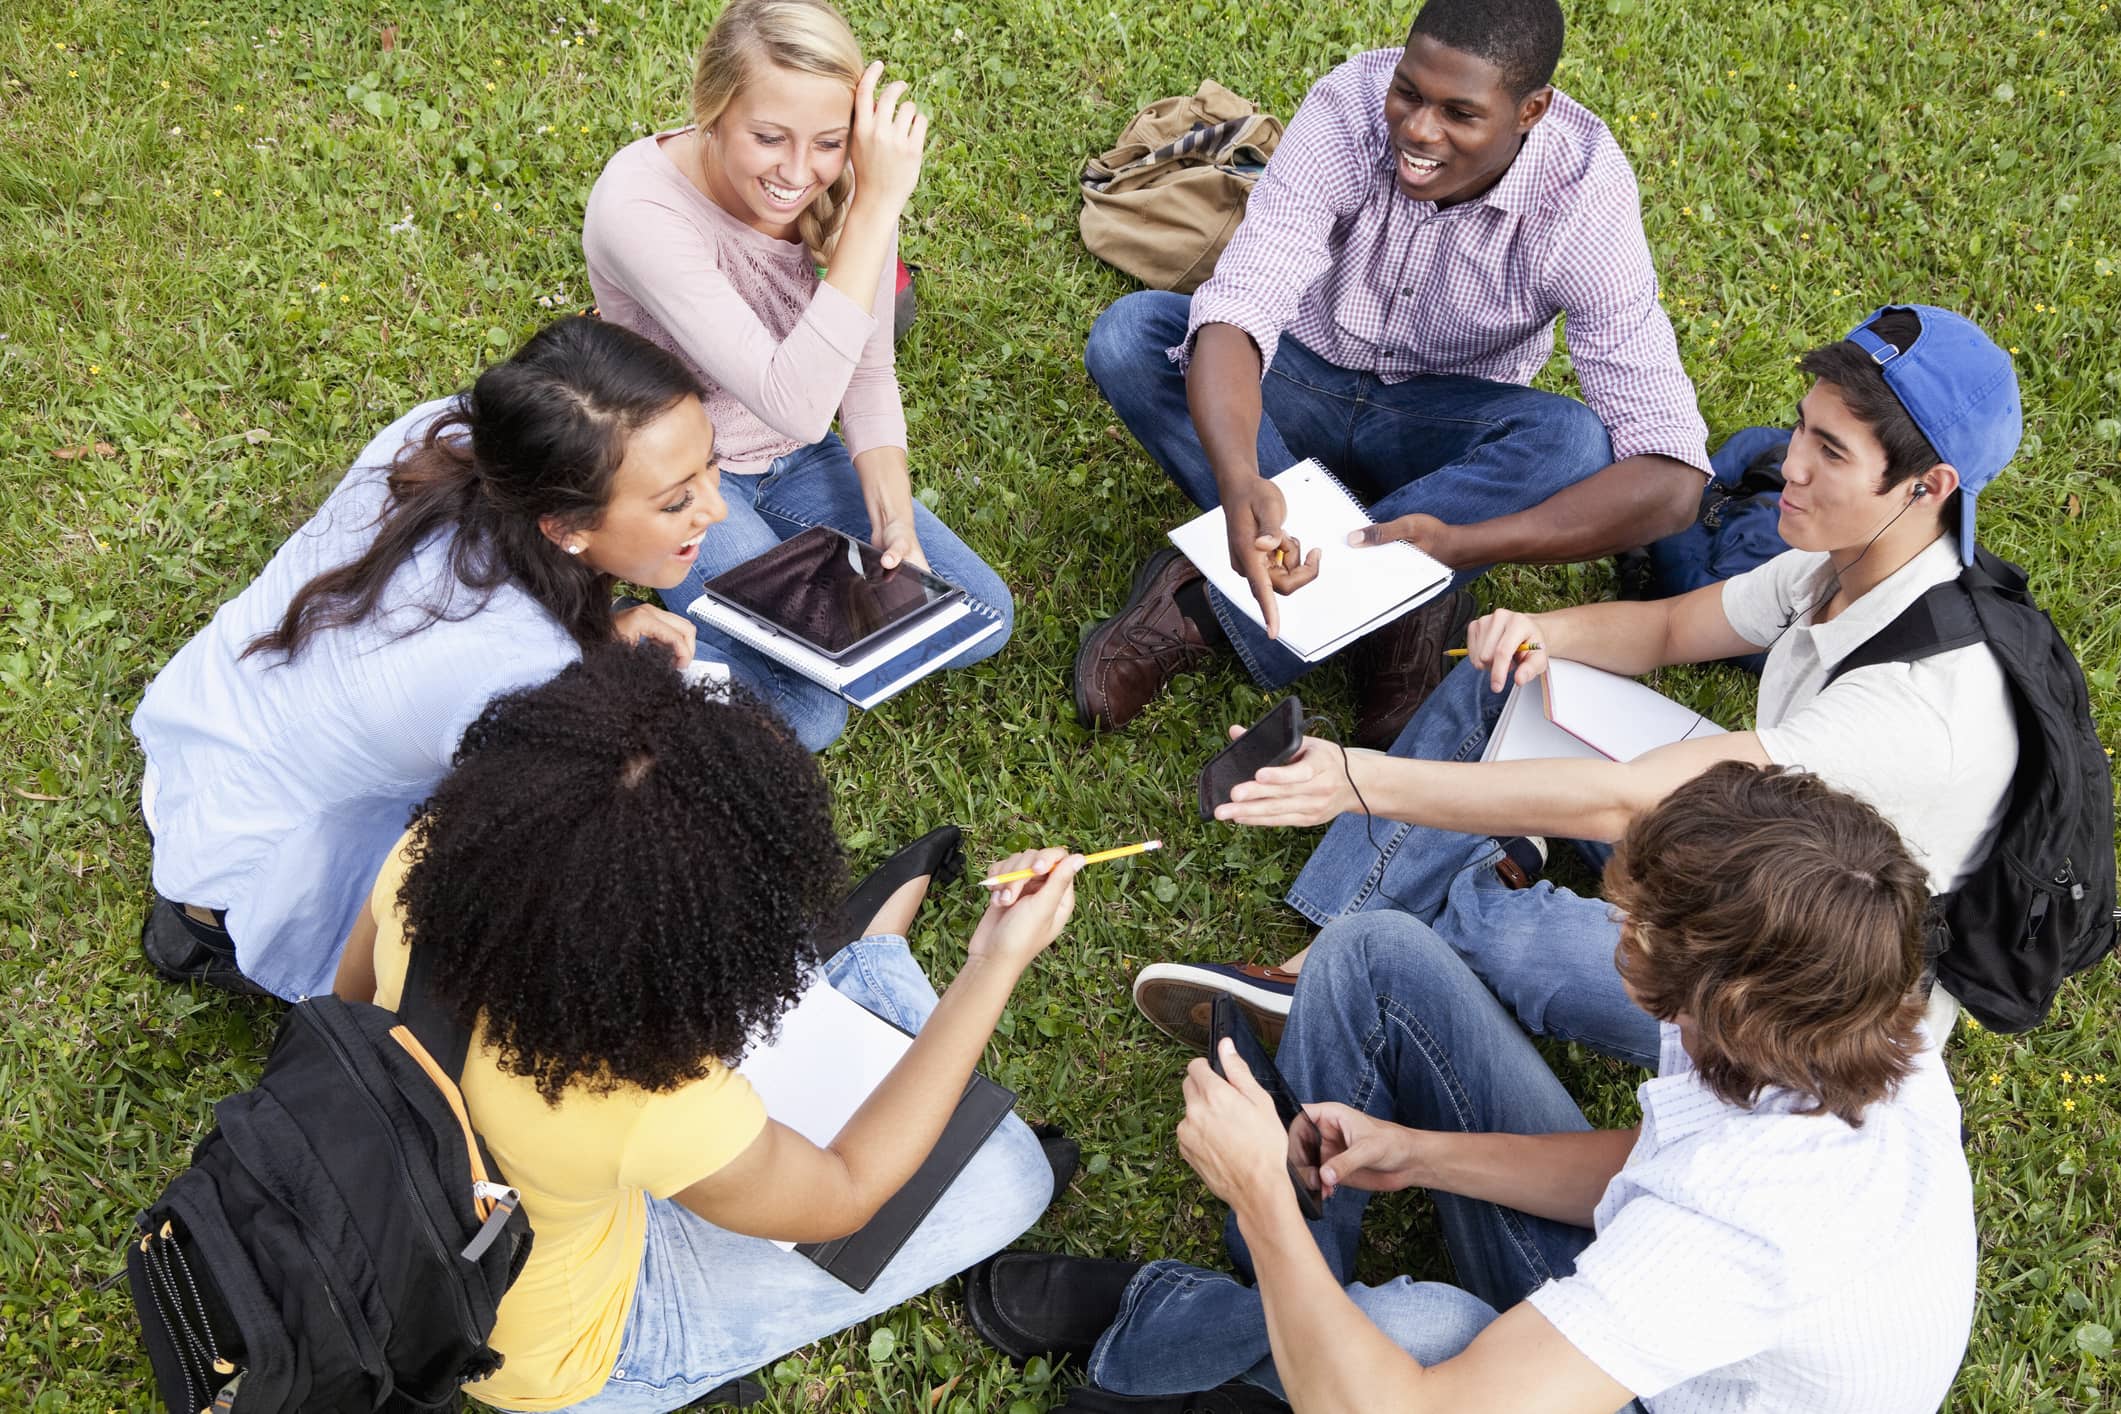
xmin=861 ymin=872 xmax=932 ymax=941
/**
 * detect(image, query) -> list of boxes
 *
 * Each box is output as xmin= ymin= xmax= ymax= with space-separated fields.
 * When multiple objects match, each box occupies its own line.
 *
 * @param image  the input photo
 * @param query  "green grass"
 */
xmin=3 ymin=0 xmax=2118 ymax=1408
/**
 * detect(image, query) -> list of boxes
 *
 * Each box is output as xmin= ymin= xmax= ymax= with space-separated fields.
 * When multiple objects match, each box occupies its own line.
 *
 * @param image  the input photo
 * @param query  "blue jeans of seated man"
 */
xmin=661 ymin=433 xmax=1015 ymax=752
xmin=517 ymin=937 xmax=1054 ymax=1414
xmin=1284 ymin=658 xmax=1660 ymax=1069
xmin=1087 ymin=912 xmax=1607 ymax=1401
xmin=1083 ymin=290 xmax=1615 ymax=690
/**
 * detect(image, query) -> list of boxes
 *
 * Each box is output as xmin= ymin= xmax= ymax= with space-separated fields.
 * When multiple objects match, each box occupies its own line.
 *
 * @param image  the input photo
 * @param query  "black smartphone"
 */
xmin=1196 ymin=695 xmax=1304 ymax=820
xmin=1207 ymin=996 xmax=1326 ymax=1220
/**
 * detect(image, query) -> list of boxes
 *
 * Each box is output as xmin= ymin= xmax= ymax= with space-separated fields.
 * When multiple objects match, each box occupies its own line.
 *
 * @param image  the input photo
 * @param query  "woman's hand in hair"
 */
xmin=612 ymin=601 xmax=698 ymax=669
xmin=965 ymin=848 xmax=1085 ymax=973
xmin=849 ymin=61 xmax=929 ymax=215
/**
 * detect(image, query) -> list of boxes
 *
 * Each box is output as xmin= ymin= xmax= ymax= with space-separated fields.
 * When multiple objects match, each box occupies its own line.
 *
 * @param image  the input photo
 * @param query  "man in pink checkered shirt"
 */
xmin=1074 ymin=0 xmax=1710 ymax=749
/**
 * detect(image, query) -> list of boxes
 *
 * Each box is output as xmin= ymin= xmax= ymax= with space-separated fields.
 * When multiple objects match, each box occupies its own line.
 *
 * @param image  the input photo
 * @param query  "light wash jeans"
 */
xmin=662 ymin=433 xmax=1014 ymax=752
xmin=1088 ymin=912 xmax=1614 ymax=1399
xmin=1286 ymin=658 xmax=1661 ymax=1069
xmin=518 ymin=937 xmax=1054 ymax=1414
xmin=1083 ymin=290 xmax=1616 ymax=689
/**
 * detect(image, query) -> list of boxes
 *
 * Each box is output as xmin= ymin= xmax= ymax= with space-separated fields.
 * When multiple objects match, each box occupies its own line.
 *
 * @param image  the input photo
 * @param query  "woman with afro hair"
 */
xmin=332 ymin=641 xmax=1081 ymax=1413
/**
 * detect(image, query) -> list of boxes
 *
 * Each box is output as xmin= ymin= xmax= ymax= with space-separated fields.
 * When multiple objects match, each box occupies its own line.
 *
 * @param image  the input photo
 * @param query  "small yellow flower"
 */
xmin=1726 ymin=69 xmax=1736 ymax=78
xmin=315 ymin=281 xmax=328 ymax=291
xmin=1682 ymin=206 xmax=1694 ymax=216
xmin=88 ymin=364 xmax=101 ymax=374
xmin=2062 ymin=1071 xmax=2073 ymax=1084
xmin=578 ymin=124 xmax=590 ymax=133
xmin=1800 ymin=233 xmax=1810 ymax=240
xmin=162 ymin=79 xmax=171 ymax=89
xmin=1988 ymin=1072 xmax=2002 ymax=1086
xmin=339 ymin=293 xmax=350 ymax=303
xmin=1786 ymin=82 xmax=1797 ymax=92
xmin=484 ymin=81 xmax=496 ymax=91
xmin=2063 ymin=1098 xmax=2076 ymax=1111
xmin=2009 ymin=346 xmax=2019 ymax=354
xmin=233 ymin=104 xmax=245 ymax=113
xmin=212 ymin=188 xmax=224 ymax=197
xmin=574 ymin=35 xmax=585 ymax=45
xmin=2035 ymin=303 xmax=2046 ymax=311
xmin=2096 ymin=1073 xmax=2108 ymax=1083
xmin=68 ymin=69 xmax=78 ymax=77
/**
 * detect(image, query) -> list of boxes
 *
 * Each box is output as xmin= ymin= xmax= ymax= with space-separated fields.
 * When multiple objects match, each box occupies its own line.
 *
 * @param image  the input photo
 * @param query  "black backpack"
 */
xmin=1826 ymin=547 xmax=2119 ymax=1031
xmin=128 ymin=943 xmax=533 ymax=1412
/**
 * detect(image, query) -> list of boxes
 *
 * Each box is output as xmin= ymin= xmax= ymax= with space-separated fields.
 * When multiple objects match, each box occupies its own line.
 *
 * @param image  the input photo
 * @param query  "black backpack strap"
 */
xmin=1824 ymin=577 xmax=1987 ymax=688
xmin=397 ymin=942 xmax=476 ymax=1082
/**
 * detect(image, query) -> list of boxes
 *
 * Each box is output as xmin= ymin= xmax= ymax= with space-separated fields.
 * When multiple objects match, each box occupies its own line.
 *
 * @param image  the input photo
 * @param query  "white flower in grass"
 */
xmin=389 ymin=211 xmax=417 ymax=236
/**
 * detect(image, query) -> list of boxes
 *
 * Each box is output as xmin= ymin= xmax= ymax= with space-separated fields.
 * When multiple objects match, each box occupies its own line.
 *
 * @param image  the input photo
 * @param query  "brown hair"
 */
xmin=1604 ymin=761 xmax=1931 ymax=1126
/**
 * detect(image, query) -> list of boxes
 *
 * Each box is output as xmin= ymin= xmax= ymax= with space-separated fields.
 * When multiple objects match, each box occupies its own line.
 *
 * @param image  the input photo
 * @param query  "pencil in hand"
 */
xmin=981 ymin=839 xmax=1161 ymax=888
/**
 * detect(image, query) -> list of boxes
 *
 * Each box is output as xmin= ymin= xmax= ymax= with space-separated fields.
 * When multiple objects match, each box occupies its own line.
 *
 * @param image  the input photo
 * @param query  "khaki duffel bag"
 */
xmin=1080 ymin=80 xmax=1283 ymax=293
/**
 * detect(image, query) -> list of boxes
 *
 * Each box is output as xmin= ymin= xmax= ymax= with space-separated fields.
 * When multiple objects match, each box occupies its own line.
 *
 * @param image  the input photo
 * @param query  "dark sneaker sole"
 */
xmin=1132 ymin=965 xmax=1291 ymax=1052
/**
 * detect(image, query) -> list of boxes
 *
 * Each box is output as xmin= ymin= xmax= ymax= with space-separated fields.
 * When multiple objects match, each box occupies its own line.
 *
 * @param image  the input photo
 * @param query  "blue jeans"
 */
xmin=1286 ymin=658 xmax=1660 ymax=1069
xmin=1083 ymin=290 xmax=1614 ymax=689
xmin=1088 ymin=912 xmax=1598 ymax=1399
xmin=662 ymin=434 xmax=1014 ymax=751
xmin=526 ymin=937 xmax=1054 ymax=1414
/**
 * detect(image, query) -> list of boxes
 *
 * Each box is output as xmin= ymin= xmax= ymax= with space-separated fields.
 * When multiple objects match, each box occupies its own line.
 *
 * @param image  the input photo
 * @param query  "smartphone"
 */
xmin=1196 ymin=695 xmax=1304 ymax=820
xmin=1207 ymin=996 xmax=1326 ymax=1220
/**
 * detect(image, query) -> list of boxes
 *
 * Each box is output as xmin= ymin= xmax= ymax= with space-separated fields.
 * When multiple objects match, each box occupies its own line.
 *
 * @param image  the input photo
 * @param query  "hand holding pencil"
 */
xmin=1460 ymin=607 xmax=1551 ymax=692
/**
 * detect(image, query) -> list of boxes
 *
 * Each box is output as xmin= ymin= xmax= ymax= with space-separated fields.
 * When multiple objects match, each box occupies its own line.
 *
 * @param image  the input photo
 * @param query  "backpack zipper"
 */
xmin=300 ymin=1008 xmax=482 ymax=1340
xmin=139 ymin=1227 xmax=207 ymax=1414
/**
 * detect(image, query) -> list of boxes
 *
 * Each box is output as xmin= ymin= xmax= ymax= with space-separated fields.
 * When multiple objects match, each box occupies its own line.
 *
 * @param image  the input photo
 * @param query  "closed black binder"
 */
xmin=795 ymin=1071 xmax=1017 ymax=1291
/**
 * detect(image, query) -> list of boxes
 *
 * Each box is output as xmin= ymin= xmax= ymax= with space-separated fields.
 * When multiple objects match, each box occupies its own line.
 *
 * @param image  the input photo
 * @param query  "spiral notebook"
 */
xmin=686 ymin=595 xmax=1004 ymax=709
xmin=1167 ymin=460 xmax=1453 ymax=662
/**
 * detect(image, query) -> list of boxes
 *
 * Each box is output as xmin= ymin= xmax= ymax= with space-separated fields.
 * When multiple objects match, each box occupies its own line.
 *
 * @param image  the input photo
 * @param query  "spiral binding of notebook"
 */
xmin=687 ymin=595 xmax=1004 ymax=709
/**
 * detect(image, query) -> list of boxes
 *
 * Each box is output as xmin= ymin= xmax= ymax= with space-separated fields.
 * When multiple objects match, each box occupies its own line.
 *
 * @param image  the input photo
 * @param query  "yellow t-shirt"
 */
xmin=367 ymin=837 xmax=768 ymax=1410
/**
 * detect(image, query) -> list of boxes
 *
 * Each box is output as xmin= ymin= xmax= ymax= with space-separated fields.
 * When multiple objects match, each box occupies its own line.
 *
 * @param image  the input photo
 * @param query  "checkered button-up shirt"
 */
xmin=1180 ymin=49 xmax=1709 ymax=474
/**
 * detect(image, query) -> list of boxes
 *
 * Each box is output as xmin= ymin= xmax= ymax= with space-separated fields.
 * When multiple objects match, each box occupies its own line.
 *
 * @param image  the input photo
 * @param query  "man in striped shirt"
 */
xmin=1075 ymin=0 xmax=1709 ymax=747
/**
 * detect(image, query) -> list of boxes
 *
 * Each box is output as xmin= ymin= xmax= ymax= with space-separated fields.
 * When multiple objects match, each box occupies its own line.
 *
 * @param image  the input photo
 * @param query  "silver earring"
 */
xmin=565 ymin=544 xmax=583 ymax=555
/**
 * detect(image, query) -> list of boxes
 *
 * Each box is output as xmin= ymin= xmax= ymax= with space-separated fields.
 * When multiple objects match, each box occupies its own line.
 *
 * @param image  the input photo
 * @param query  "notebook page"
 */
xmin=737 ymin=976 xmax=915 ymax=1248
xmin=1168 ymin=460 xmax=1451 ymax=661
xmin=1481 ymin=680 xmax=1604 ymax=762
xmin=1539 ymin=659 xmax=1726 ymax=761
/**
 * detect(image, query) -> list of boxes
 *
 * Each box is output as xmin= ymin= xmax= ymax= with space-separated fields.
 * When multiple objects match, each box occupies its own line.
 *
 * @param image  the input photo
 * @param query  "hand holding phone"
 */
xmin=1197 ymin=695 xmax=1304 ymax=820
xmin=1207 ymin=996 xmax=1325 ymax=1220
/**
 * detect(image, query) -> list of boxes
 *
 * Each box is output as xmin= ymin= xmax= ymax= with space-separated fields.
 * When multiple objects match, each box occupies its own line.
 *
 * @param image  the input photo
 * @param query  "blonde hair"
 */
xmin=692 ymin=0 xmax=864 ymax=266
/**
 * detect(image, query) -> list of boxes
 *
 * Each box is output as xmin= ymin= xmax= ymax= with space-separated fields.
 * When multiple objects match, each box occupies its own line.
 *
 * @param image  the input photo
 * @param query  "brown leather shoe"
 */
xmin=1073 ymin=549 xmax=1219 ymax=730
xmin=1349 ymin=588 xmax=1476 ymax=749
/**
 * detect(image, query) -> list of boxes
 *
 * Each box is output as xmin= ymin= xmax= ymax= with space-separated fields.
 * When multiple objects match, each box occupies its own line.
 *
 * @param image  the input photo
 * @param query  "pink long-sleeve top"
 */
xmin=583 ymin=129 xmax=907 ymax=476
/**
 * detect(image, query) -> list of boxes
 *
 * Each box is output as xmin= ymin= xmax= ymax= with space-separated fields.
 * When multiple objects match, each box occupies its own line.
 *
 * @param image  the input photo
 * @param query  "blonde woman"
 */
xmin=584 ymin=0 xmax=1010 ymax=750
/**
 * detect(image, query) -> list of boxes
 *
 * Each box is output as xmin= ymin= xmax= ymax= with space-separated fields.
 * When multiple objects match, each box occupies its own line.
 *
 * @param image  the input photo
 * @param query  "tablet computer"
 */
xmin=698 ymin=525 xmax=966 ymax=663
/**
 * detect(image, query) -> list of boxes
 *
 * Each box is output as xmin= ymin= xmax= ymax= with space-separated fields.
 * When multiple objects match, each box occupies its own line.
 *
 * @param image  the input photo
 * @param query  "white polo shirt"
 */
xmin=1720 ymin=536 xmax=2016 ymax=893
xmin=1526 ymin=1023 xmax=1976 ymax=1411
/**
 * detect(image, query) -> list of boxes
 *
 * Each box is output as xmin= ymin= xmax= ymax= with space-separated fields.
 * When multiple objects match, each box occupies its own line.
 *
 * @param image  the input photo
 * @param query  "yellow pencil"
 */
xmin=980 ymin=839 xmax=1162 ymax=888
xmin=1445 ymin=641 xmax=1536 ymax=657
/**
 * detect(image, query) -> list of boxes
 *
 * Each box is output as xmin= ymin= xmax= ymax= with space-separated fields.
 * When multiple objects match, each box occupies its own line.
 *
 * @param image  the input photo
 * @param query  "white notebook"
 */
xmin=736 ymin=975 xmax=915 ymax=1250
xmin=1483 ymin=659 xmax=1726 ymax=763
xmin=687 ymin=595 xmax=1004 ymax=709
xmin=1167 ymin=460 xmax=1453 ymax=662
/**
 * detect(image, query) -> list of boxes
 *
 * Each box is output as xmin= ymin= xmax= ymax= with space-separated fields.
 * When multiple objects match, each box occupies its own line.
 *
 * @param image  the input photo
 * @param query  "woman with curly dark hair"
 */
xmin=331 ymin=642 xmax=1081 ymax=1413
xmin=132 ymin=316 xmax=728 ymax=1000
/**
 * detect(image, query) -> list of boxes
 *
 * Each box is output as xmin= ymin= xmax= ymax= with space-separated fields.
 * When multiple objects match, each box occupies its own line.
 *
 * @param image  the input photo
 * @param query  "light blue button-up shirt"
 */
xmin=132 ymin=399 xmax=580 ymax=999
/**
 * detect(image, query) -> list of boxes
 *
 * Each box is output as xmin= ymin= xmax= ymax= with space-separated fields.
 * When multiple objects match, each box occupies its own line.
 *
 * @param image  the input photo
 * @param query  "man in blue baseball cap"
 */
xmin=1127 ymin=304 xmax=2023 ymax=1060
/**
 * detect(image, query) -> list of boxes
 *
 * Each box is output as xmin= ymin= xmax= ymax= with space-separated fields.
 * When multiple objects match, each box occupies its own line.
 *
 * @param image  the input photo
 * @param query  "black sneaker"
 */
xmin=686 ymin=1375 xmax=766 ymax=1408
xmin=139 ymin=899 xmax=270 ymax=997
xmin=963 ymin=1251 xmax=1145 ymax=1363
